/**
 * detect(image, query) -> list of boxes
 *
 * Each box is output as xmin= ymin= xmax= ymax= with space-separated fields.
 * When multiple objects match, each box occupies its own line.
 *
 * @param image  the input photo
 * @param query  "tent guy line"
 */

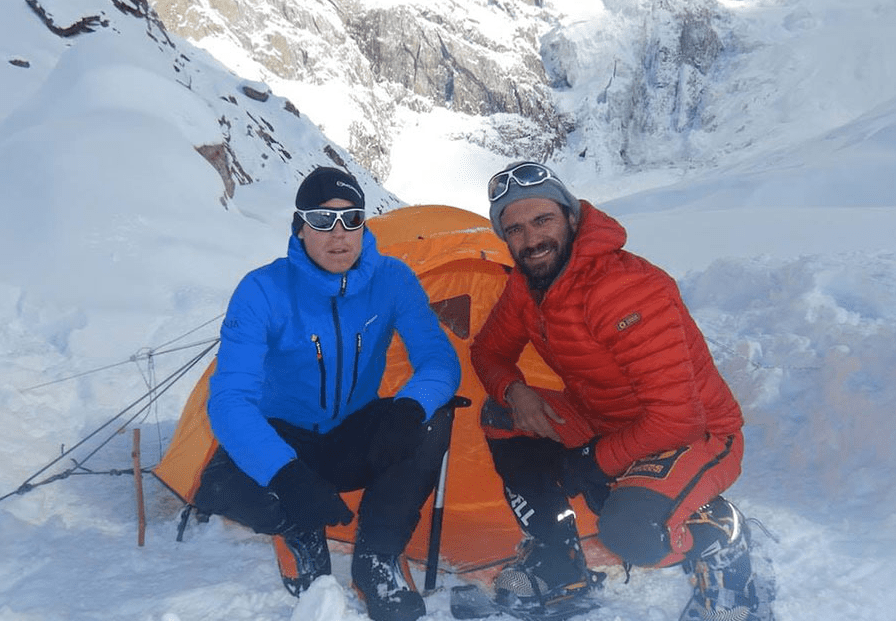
xmin=18 ymin=317 xmax=224 ymax=393
xmin=0 ymin=340 xmax=218 ymax=503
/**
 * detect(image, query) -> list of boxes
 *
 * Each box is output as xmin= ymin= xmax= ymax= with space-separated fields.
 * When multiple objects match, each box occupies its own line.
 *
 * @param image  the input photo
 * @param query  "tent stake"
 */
xmin=132 ymin=428 xmax=146 ymax=547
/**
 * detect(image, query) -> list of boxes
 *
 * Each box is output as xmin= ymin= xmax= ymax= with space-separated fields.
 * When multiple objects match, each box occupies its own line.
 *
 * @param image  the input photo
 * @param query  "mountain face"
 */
xmin=10 ymin=0 xmax=402 ymax=212
xmin=13 ymin=1 xmax=892 ymax=208
xmin=149 ymin=0 xmax=571 ymax=182
xmin=148 ymin=0 xmax=742 ymax=181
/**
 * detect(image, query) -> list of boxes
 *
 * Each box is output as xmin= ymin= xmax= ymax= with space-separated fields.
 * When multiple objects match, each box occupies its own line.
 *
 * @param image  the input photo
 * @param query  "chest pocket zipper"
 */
xmin=311 ymin=334 xmax=326 ymax=410
xmin=346 ymin=333 xmax=362 ymax=404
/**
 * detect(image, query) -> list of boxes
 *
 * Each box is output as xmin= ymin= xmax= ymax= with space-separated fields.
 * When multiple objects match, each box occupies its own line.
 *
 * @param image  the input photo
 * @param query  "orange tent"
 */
xmin=153 ymin=205 xmax=615 ymax=586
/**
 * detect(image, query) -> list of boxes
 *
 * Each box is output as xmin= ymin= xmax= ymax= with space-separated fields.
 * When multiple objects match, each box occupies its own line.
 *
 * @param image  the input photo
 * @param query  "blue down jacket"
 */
xmin=208 ymin=229 xmax=461 ymax=486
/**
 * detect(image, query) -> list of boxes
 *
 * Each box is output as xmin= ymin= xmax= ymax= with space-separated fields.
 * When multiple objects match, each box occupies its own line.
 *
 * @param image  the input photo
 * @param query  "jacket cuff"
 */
xmin=497 ymin=375 xmax=526 ymax=407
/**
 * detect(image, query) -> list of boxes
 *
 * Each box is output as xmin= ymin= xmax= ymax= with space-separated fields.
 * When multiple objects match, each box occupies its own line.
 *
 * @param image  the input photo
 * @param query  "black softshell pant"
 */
xmin=487 ymin=435 xmax=575 ymax=546
xmin=194 ymin=403 xmax=452 ymax=555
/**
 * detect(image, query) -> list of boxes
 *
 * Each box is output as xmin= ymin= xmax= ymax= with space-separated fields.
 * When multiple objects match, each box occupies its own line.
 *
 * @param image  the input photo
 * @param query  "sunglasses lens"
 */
xmin=488 ymin=173 xmax=510 ymax=201
xmin=341 ymin=209 xmax=366 ymax=230
xmin=513 ymin=164 xmax=550 ymax=186
xmin=302 ymin=210 xmax=338 ymax=230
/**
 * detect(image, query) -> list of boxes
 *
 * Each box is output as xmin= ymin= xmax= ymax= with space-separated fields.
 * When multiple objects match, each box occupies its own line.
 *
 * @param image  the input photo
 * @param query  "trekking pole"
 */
xmin=424 ymin=395 xmax=471 ymax=592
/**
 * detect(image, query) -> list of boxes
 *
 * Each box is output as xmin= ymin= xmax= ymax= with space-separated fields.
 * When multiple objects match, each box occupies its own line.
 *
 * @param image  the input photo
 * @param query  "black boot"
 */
xmin=351 ymin=549 xmax=425 ymax=621
xmin=680 ymin=497 xmax=775 ymax=621
xmin=493 ymin=512 xmax=593 ymax=610
xmin=277 ymin=528 xmax=331 ymax=597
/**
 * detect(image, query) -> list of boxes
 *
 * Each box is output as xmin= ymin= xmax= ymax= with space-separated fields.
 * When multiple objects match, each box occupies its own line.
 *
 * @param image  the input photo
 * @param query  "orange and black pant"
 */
xmin=486 ymin=407 xmax=743 ymax=567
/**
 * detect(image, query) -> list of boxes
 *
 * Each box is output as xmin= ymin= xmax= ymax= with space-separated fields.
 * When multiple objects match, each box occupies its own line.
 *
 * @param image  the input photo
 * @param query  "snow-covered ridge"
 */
xmin=149 ymin=0 xmax=896 ymax=205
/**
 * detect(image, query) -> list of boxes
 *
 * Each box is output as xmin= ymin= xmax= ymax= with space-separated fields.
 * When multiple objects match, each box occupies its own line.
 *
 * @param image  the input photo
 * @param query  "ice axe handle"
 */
xmin=424 ymin=395 xmax=471 ymax=592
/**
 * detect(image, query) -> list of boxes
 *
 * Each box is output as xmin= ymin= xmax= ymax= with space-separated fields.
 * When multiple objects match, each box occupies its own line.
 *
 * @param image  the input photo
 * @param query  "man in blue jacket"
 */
xmin=194 ymin=166 xmax=461 ymax=621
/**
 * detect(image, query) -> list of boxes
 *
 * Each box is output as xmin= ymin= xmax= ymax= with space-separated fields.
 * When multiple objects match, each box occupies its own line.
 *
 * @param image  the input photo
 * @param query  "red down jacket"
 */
xmin=470 ymin=202 xmax=743 ymax=477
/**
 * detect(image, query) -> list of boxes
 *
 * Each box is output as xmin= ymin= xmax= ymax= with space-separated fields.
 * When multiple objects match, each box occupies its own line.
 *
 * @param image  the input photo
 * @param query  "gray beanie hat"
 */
xmin=488 ymin=161 xmax=580 ymax=239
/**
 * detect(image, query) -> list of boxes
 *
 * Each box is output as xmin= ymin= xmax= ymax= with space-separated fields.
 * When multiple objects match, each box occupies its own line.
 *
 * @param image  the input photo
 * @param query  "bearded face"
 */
xmin=500 ymin=198 xmax=578 ymax=293
xmin=513 ymin=224 xmax=575 ymax=291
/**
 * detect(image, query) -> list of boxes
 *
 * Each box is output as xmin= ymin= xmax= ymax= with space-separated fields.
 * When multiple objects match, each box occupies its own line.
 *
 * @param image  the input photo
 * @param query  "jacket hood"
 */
xmin=553 ymin=201 xmax=626 ymax=294
xmin=570 ymin=201 xmax=627 ymax=259
xmin=286 ymin=227 xmax=382 ymax=296
xmin=506 ymin=201 xmax=627 ymax=302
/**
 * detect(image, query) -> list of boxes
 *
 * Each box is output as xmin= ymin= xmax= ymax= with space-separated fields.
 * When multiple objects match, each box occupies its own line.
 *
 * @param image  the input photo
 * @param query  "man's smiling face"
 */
xmin=500 ymin=197 xmax=578 ymax=292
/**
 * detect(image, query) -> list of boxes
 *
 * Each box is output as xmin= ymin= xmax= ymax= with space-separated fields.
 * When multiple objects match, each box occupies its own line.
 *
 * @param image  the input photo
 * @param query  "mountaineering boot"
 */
xmin=493 ymin=512 xmax=594 ymax=610
xmin=680 ymin=497 xmax=776 ymax=621
xmin=351 ymin=550 xmax=426 ymax=621
xmin=273 ymin=528 xmax=331 ymax=597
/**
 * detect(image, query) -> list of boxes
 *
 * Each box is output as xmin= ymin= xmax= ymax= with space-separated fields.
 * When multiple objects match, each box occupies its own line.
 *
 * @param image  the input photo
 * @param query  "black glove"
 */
xmin=366 ymin=397 xmax=426 ymax=472
xmin=560 ymin=438 xmax=614 ymax=515
xmin=269 ymin=459 xmax=353 ymax=531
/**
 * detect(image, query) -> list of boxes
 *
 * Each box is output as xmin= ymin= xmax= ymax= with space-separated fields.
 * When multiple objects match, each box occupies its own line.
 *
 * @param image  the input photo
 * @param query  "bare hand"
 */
xmin=505 ymin=382 xmax=565 ymax=442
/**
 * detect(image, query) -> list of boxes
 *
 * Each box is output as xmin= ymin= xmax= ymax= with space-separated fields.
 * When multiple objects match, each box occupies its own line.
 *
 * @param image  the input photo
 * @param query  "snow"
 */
xmin=1 ymin=0 xmax=895 ymax=620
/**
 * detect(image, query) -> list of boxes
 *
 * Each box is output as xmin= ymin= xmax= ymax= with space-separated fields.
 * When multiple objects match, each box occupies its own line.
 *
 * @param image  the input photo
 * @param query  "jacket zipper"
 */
xmin=311 ymin=334 xmax=326 ymax=409
xmin=346 ymin=333 xmax=362 ymax=404
xmin=329 ymin=274 xmax=349 ymax=420
xmin=538 ymin=314 xmax=548 ymax=343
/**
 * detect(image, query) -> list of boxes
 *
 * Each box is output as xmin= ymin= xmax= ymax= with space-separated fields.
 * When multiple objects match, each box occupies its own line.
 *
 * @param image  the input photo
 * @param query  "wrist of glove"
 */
xmin=367 ymin=397 xmax=426 ymax=471
xmin=270 ymin=459 xmax=353 ymax=531
xmin=561 ymin=437 xmax=614 ymax=515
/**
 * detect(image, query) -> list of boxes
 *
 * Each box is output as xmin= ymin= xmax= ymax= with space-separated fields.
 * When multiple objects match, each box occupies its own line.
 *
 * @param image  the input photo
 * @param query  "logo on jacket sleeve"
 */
xmin=616 ymin=312 xmax=641 ymax=332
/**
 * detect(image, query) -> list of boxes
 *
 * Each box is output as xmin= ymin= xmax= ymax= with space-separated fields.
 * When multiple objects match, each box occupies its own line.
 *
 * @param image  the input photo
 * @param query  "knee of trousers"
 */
xmin=193 ymin=447 xmax=287 ymax=535
xmin=597 ymin=486 xmax=675 ymax=567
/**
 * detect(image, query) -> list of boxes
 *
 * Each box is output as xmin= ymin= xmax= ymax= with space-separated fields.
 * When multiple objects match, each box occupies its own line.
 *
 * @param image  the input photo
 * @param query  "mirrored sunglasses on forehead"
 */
xmin=298 ymin=208 xmax=366 ymax=231
xmin=487 ymin=163 xmax=555 ymax=202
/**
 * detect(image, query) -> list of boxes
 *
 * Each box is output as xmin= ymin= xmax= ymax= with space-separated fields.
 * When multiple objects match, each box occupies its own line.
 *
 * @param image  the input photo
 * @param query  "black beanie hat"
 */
xmin=295 ymin=167 xmax=365 ymax=211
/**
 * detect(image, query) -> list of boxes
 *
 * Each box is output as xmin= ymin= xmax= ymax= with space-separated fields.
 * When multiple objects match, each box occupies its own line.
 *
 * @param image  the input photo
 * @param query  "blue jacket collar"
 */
xmin=286 ymin=227 xmax=381 ymax=296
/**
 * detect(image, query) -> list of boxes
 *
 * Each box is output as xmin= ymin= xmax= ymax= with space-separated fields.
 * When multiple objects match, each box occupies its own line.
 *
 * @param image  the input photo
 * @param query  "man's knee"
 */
xmin=194 ymin=446 xmax=286 ymax=535
xmin=598 ymin=486 xmax=674 ymax=567
xmin=487 ymin=435 xmax=565 ymax=483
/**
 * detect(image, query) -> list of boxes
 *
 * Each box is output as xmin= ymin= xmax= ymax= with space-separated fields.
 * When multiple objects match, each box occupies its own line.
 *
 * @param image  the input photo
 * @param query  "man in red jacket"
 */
xmin=470 ymin=162 xmax=774 ymax=621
